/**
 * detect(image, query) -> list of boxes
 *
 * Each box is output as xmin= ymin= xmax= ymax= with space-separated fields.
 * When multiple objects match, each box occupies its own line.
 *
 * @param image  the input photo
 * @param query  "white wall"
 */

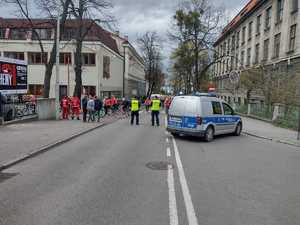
xmin=0 ymin=40 xmax=124 ymax=97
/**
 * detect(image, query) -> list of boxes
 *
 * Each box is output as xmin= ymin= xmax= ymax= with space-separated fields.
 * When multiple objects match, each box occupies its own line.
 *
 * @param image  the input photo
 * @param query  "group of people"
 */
xmin=60 ymin=96 xmax=81 ymax=120
xmin=130 ymin=96 xmax=163 ymax=126
xmin=60 ymin=94 xmax=173 ymax=126
xmin=81 ymin=95 xmax=103 ymax=122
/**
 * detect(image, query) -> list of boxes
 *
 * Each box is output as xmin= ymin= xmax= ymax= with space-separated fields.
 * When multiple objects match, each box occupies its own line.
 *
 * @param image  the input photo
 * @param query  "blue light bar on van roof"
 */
xmin=193 ymin=92 xmax=217 ymax=97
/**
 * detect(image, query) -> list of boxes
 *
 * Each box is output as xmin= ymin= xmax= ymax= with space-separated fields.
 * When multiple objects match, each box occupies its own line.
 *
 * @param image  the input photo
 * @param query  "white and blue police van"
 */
xmin=166 ymin=93 xmax=242 ymax=142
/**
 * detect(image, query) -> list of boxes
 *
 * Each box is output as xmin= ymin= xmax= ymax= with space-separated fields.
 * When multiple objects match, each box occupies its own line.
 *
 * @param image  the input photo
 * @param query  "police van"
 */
xmin=166 ymin=94 xmax=242 ymax=142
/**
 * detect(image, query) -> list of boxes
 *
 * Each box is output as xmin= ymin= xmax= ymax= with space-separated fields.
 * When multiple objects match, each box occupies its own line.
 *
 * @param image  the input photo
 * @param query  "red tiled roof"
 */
xmin=214 ymin=0 xmax=260 ymax=46
xmin=0 ymin=18 xmax=120 ymax=54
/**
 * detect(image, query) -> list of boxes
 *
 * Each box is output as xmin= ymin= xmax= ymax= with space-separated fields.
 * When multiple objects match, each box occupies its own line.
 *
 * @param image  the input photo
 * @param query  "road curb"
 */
xmin=243 ymin=131 xmax=300 ymax=148
xmin=242 ymin=131 xmax=273 ymax=141
xmin=0 ymin=118 xmax=117 ymax=171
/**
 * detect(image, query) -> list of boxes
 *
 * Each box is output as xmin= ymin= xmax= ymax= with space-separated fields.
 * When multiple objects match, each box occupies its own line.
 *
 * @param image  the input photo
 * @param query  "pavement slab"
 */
xmin=0 ymin=116 xmax=117 ymax=166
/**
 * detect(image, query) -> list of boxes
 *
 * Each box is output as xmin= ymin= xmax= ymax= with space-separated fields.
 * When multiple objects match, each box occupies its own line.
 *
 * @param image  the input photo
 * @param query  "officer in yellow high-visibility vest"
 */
xmin=151 ymin=96 xmax=161 ymax=126
xmin=130 ymin=96 xmax=140 ymax=125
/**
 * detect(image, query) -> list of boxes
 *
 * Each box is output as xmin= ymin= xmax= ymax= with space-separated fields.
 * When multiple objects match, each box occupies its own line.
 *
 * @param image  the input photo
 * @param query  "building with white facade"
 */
xmin=0 ymin=18 xmax=145 ymax=99
xmin=213 ymin=0 xmax=300 ymax=104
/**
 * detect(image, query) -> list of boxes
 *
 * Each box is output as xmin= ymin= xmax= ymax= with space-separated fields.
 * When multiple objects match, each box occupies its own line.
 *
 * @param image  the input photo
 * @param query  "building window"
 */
xmin=4 ymin=52 xmax=25 ymax=60
xmin=62 ymin=28 xmax=76 ymax=40
xmin=59 ymin=53 xmax=72 ymax=65
xmin=248 ymin=21 xmax=253 ymax=41
xmin=28 ymin=52 xmax=48 ymax=64
xmin=82 ymin=86 xmax=96 ymax=96
xmin=276 ymin=0 xmax=284 ymax=23
xmin=28 ymin=84 xmax=43 ymax=96
xmin=0 ymin=28 xmax=5 ymax=39
xmin=291 ymin=0 xmax=298 ymax=13
xmin=32 ymin=29 xmax=52 ymax=40
xmin=10 ymin=28 xmax=27 ymax=40
xmin=289 ymin=24 xmax=297 ymax=51
xmin=263 ymin=39 xmax=270 ymax=61
xmin=81 ymin=53 xmax=96 ymax=66
xmin=227 ymin=40 xmax=230 ymax=55
xmin=256 ymin=15 xmax=261 ymax=35
xmin=254 ymin=44 xmax=260 ymax=64
xmin=246 ymin=48 xmax=251 ymax=66
xmin=265 ymin=7 xmax=272 ymax=31
xmin=274 ymin=33 xmax=281 ymax=58
xmin=231 ymin=35 xmax=235 ymax=51
xmin=241 ymin=50 xmax=245 ymax=67
xmin=235 ymin=53 xmax=239 ymax=69
xmin=226 ymin=58 xmax=229 ymax=72
xmin=223 ymin=42 xmax=227 ymax=56
xmin=236 ymin=31 xmax=240 ymax=48
xmin=103 ymin=56 xmax=111 ymax=79
xmin=242 ymin=26 xmax=246 ymax=44
xmin=230 ymin=56 xmax=234 ymax=70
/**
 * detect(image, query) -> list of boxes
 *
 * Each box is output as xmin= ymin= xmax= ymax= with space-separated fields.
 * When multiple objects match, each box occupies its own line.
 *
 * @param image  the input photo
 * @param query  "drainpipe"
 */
xmin=122 ymin=45 xmax=126 ymax=98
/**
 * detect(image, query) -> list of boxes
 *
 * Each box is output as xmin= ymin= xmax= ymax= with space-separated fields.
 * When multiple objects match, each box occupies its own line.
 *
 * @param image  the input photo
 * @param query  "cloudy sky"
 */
xmin=110 ymin=0 xmax=248 ymax=44
xmin=0 ymin=0 xmax=249 ymax=67
xmin=109 ymin=0 xmax=249 ymax=68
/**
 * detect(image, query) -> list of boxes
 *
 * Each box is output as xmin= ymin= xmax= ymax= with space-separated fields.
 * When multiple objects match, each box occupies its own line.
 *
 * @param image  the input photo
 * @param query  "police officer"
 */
xmin=130 ymin=96 xmax=140 ymax=125
xmin=151 ymin=96 xmax=161 ymax=126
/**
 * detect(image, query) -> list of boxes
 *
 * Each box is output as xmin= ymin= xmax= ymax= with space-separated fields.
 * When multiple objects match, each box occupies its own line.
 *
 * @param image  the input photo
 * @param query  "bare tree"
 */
xmin=137 ymin=31 xmax=164 ymax=96
xmin=169 ymin=0 xmax=223 ymax=91
xmin=3 ymin=0 xmax=72 ymax=98
xmin=69 ymin=0 xmax=114 ymax=98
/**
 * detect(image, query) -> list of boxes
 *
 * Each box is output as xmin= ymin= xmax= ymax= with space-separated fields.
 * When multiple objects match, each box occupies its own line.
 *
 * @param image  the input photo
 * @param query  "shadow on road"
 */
xmin=174 ymin=133 xmax=247 ymax=143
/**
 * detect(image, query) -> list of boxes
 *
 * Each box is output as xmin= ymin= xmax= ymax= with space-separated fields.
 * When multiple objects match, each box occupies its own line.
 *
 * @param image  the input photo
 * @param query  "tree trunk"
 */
xmin=74 ymin=40 xmax=83 ymax=98
xmin=43 ymin=42 xmax=57 ymax=98
xmin=42 ymin=0 xmax=71 ymax=98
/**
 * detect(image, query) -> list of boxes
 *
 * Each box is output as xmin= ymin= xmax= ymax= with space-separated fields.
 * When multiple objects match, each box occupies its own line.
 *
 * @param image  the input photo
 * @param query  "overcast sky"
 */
xmin=110 ymin=0 xmax=249 ymax=44
xmin=0 ymin=0 xmax=249 ymax=68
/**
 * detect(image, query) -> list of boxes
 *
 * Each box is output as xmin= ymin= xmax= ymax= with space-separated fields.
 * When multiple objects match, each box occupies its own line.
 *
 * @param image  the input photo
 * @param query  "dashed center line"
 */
xmin=172 ymin=137 xmax=199 ymax=225
xmin=168 ymin=164 xmax=178 ymax=225
xmin=166 ymin=138 xmax=169 ymax=143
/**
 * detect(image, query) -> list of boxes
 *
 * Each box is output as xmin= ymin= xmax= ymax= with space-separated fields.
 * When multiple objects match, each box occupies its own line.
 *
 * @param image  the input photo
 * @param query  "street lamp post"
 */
xmin=55 ymin=10 xmax=60 ymax=120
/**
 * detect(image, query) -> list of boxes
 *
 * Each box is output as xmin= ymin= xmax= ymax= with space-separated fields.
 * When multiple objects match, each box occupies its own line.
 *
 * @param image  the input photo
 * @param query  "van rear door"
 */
xmin=168 ymin=96 xmax=199 ymax=129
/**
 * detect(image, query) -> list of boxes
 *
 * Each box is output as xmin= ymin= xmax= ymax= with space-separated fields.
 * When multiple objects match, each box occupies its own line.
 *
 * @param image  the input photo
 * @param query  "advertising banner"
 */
xmin=0 ymin=57 xmax=28 ymax=94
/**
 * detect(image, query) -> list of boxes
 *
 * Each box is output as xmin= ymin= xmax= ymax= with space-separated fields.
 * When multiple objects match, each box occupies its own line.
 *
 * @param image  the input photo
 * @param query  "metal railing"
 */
xmin=0 ymin=95 xmax=37 ymax=122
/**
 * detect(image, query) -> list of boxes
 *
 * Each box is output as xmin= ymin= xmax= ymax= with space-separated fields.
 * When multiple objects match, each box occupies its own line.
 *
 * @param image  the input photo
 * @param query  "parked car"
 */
xmin=166 ymin=94 xmax=242 ymax=142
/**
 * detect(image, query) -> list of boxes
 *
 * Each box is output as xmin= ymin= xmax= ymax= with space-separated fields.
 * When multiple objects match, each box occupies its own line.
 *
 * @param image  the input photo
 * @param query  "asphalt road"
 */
xmin=0 ymin=112 xmax=300 ymax=225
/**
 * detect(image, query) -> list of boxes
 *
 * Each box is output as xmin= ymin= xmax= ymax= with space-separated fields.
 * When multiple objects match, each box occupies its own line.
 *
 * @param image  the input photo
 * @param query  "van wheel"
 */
xmin=171 ymin=132 xmax=178 ymax=137
xmin=204 ymin=126 xmax=214 ymax=142
xmin=234 ymin=123 xmax=242 ymax=136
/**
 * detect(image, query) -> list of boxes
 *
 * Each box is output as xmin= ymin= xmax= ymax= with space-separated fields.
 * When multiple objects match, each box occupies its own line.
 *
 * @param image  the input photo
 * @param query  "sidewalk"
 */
xmin=0 ymin=116 xmax=119 ymax=168
xmin=242 ymin=116 xmax=300 ymax=147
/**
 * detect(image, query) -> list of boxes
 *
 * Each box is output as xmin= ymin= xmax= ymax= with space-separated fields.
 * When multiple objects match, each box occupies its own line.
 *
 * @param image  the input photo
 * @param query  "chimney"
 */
xmin=115 ymin=30 xmax=120 ymax=36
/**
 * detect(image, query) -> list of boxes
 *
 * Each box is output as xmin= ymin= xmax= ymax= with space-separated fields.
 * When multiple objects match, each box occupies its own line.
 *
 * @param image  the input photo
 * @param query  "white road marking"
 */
xmin=166 ymin=147 xmax=171 ymax=157
xmin=165 ymin=115 xmax=168 ymax=127
xmin=165 ymin=131 xmax=169 ymax=135
xmin=168 ymin=164 xmax=179 ymax=225
xmin=172 ymin=137 xmax=199 ymax=225
xmin=166 ymin=138 xmax=169 ymax=143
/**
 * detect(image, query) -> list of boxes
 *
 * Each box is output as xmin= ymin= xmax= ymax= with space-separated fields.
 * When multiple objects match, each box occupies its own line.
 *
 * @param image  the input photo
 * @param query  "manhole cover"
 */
xmin=0 ymin=172 xmax=18 ymax=183
xmin=146 ymin=161 xmax=174 ymax=170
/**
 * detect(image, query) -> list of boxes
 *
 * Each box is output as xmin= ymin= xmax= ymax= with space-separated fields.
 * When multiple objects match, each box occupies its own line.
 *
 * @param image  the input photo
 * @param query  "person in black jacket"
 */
xmin=81 ymin=95 xmax=88 ymax=122
xmin=94 ymin=96 xmax=103 ymax=122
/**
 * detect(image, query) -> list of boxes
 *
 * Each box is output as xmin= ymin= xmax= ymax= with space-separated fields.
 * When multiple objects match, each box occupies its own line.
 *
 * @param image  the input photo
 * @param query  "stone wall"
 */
xmin=36 ymin=98 xmax=56 ymax=120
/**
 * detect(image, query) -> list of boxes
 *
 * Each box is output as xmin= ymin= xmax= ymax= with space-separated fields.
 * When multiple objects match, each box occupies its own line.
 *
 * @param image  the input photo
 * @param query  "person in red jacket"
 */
xmin=111 ymin=96 xmax=118 ymax=112
xmin=145 ymin=98 xmax=152 ymax=112
xmin=71 ymin=96 xmax=81 ymax=120
xmin=164 ymin=97 xmax=172 ymax=114
xmin=61 ymin=96 xmax=69 ymax=119
xmin=104 ymin=97 xmax=111 ymax=115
